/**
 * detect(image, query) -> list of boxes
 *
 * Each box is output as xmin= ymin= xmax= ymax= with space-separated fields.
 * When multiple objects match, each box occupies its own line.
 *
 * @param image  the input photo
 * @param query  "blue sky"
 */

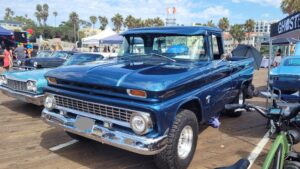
xmin=0 ymin=0 xmax=285 ymax=27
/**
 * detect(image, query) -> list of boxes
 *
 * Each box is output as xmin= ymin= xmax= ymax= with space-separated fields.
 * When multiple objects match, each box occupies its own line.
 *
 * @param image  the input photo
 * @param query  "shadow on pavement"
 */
xmin=40 ymin=128 xmax=157 ymax=169
xmin=1 ymin=100 xmax=43 ymax=118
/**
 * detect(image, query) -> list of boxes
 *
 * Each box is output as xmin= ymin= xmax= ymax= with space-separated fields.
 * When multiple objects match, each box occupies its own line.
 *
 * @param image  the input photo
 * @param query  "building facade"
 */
xmin=0 ymin=20 xmax=23 ymax=31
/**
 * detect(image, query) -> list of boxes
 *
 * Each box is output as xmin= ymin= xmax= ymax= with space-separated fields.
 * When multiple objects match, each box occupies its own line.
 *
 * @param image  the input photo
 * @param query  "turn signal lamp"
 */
xmin=127 ymin=89 xmax=147 ymax=98
xmin=47 ymin=77 xmax=57 ymax=85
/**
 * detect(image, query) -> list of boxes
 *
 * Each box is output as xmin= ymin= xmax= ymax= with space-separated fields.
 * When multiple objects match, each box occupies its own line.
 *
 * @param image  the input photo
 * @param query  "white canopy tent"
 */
xmin=82 ymin=28 xmax=117 ymax=45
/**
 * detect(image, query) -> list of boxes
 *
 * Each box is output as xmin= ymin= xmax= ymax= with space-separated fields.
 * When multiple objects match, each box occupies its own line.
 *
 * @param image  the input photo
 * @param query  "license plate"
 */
xmin=74 ymin=116 xmax=95 ymax=132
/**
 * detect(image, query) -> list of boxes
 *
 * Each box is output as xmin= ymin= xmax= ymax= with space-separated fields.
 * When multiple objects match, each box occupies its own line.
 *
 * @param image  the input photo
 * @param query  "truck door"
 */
xmin=209 ymin=34 xmax=233 ymax=115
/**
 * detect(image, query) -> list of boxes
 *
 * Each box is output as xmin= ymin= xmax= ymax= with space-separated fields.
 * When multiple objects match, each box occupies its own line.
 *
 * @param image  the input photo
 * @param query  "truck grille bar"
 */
xmin=54 ymin=95 xmax=134 ymax=123
xmin=5 ymin=79 xmax=27 ymax=92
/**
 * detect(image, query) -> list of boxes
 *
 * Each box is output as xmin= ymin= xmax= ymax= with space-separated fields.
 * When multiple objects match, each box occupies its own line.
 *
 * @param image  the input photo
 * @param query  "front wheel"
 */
xmin=154 ymin=109 xmax=199 ymax=169
xmin=284 ymin=161 xmax=300 ymax=169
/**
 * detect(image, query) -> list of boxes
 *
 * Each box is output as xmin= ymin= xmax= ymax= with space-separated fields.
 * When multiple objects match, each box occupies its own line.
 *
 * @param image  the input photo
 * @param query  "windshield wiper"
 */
xmin=150 ymin=53 xmax=176 ymax=62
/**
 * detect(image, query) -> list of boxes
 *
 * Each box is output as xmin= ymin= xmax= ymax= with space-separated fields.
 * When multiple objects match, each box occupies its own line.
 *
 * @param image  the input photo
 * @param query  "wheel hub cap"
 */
xmin=177 ymin=125 xmax=193 ymax=159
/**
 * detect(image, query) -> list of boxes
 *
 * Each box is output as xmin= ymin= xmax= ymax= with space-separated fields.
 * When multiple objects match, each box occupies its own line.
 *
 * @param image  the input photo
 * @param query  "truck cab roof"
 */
xmin=122 ymin=26 xmax=222 ymax=36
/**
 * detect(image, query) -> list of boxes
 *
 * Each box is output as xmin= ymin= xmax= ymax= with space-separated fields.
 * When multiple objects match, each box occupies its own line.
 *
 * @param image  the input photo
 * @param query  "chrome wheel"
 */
xmin=177 ymin=125 xmax=193 ymax=159
xmin=238 ymin=92 xmax=244 ymax=104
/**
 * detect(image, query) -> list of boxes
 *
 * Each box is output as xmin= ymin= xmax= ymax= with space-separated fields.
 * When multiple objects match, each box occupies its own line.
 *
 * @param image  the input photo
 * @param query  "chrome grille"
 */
xmin=5 ymin=79 xmax=27 ymax=91
xmin=55 ymin=95 xmax=133 ymax=122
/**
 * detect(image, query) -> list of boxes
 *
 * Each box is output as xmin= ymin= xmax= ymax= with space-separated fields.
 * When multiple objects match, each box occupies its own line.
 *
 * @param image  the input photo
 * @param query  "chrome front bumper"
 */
xmin=0 ymin=86 xmax=44 ymax=105
xmin=41 ymin=108 xmax=167 ymax=155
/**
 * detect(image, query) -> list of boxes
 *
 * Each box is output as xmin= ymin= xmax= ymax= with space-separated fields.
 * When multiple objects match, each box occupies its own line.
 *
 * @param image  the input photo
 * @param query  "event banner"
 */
xmin=271 ymin=12 xmax=300 ymax=37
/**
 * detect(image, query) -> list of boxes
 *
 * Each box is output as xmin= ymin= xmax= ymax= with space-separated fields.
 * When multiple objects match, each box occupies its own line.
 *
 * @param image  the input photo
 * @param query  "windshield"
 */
xmin=283 ymin=58 xmax=300 ymax=66
xmin=36 ymin=51 xmax=52 ymax=58
xmin=118 ymin=35 xmax=207 ymax=61
xmin=63 ymin=53 xmax=104 ymax=66
xmin=47 ymin=51 xmax=72 ymax=59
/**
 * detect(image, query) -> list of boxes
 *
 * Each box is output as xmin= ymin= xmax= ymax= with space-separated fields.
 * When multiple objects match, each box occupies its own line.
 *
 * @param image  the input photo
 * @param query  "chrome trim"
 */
xmin=52 ymin=94 xmax=148 ymax=125
xmin=0 ymin=86 xmax=44 ymax=105
xmin=41 ymin=109 xmax=167 ymax=155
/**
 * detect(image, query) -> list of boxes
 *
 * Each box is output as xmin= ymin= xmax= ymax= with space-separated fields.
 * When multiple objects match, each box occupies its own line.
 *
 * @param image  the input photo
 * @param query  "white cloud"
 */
xmin=233 ymin=0 xmax=281 ymax=7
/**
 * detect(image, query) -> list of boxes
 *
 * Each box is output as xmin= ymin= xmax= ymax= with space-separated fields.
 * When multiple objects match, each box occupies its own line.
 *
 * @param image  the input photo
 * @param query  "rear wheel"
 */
xmin=225 ymin=87 xmax=245 ymax=117
xmin=154 ymin=109 xmax=199 ymax=169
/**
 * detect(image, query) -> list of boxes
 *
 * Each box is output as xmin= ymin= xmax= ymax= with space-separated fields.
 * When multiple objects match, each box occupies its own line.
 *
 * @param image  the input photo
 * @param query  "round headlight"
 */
xmin=33 ymin=62 xmax=38 ymax=68
xmin=130 ymin=113 xmax=152 ymax=135
xmin=0 ymin=75 xmax=7 ymax=85
xmin=44 ymin=95 xmax=56 ymax=110
xmin=17 ymin=60 xmax=22 ymax=66
xmin=27 ymin=80 xmax=37 ymax=92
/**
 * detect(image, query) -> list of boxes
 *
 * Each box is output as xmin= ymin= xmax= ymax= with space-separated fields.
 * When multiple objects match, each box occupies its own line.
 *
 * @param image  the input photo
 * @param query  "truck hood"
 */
xmin=45 ymin=59 xmax=210 ymax=92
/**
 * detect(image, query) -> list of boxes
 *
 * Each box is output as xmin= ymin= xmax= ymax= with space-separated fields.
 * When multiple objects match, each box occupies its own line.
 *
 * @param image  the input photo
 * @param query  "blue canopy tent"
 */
xmin=0 ymin=26 xmax=13 ymax=36
xmin=0 ymin=26 xmax=14 ymax=47
xmin=100 ymin=34 xmax=123 ymax=44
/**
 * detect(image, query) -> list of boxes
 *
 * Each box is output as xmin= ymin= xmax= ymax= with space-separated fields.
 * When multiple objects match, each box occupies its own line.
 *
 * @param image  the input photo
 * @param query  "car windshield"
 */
xmin=36 ymin=51 xmax=52 ymax=58
xmin=47 ymin=51 xmax=72 ymax=59
xmin=63 ymin=53 xmax=104 ymax=66
xmin=283 ymin=58 xmax=300 ymax=66
xmin=118 ymin=34 xmax=207 ymax=61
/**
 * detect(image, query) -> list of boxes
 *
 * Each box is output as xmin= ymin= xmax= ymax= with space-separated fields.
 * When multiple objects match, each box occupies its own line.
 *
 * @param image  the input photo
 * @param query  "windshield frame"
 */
xmin=118 ymin=34 xmax=209 ymax=62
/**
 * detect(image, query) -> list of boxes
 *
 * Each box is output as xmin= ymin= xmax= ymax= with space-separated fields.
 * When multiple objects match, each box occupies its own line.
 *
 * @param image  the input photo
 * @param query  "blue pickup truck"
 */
xmin=41 ymin=26 xmax=254 ymax=169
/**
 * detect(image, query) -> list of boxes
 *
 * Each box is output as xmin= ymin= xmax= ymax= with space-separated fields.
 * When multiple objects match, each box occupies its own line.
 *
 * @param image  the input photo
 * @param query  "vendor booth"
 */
xmin=0 ymin=26 xmax=14 ymax=48
xmin=266 ymin=12 xmax=300 ymax=101
xmin=82 ymin=28 xmax=117 ymax=46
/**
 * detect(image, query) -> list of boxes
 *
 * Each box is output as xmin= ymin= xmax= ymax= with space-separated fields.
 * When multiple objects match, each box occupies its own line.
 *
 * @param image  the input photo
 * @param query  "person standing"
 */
xmin=15 ymin=44 xmax=25 ymax=59
xmin=0 ymin=46 xmax=12 ymax=71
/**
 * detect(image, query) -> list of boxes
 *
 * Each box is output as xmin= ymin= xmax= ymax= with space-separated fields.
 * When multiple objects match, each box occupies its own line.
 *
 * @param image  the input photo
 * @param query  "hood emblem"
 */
xmin=206 ymin=95 xmax=211 ymax=104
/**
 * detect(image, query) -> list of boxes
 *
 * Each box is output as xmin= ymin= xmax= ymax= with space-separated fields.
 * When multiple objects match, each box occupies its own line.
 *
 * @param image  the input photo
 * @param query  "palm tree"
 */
xmin=281 ymin=0 xmax=300 ymax=15
xmin=98 ymin=16 xmax=108 ymax=30
xmin=41 ymin=3 xmax=49 ymax=25
xmin=218 ymin=17 xmax=229 ymax=31
xmin=69 ymin=12 xmax=79 ymax=42
xmin=244 ymin=19 xmax=255 ymax=45
xmin=111 ymin=13 xmax=123 ymax=33
xmin=124 ymin=15 xmax=136 ymax=29
xmin=206 ymin=20 xmax=215 ymax=27
xmin=4 ymin=8 xmax=14 ymax=20
xmin=35 ymin=4 xmax=43 ymax=26
xmin=153 ymin=17 xmax=164 ymax=27
xmin=89 ymin=16 xmax=97 ymax=29
xmin=229 ymin=24 xmax=245 ymax=45
xmin=53 ymin=11 xmax=58 ymax=27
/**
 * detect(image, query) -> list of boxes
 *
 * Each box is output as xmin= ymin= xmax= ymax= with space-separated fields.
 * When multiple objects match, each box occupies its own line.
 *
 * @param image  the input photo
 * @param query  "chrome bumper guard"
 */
xmin=41 ymin=108 xmax=167 ymax=155
xmin=0 ymin=86 xmax=44 ymax=105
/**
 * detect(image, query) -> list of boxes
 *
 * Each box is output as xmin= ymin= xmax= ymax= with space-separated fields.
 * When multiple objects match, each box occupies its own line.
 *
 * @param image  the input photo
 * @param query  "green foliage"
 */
xmin=124 ymin=15 xmax=164 ymax=29
xmin=229 ymin=24 xmax=245 ymax=44
xmin=111 ymin=13 xmax=124 ymax=32
xmin=281 ymin=0 xmax=300 ymax=15
xmin=218 ymin=17 xmax=229 ymax=31
xmin=98 ymin=16 xmax=108 ymax=30
xmin=89 ymin=16 xmax=97 ymax=28
xmin=4 ymin=8 xmax=14 ymax=20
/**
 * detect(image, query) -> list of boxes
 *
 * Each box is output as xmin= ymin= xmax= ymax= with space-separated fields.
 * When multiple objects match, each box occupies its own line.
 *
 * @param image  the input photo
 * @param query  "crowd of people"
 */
xmin=0 ymin=44 xmax=29 ymax=72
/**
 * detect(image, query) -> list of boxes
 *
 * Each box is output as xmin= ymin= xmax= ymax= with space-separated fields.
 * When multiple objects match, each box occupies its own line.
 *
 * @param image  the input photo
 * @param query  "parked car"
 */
xmin=13 ymin=50 xmax=53 ymax=69
xmin=41 ymin=26 xmax=254 ymax=169
xmin=0 ymin=53 xmax=104 ymax=106
xmin=14 ymin=50 xmax=76 ymax=70
xmin=270 ymin=56 xmax=300 ymax=94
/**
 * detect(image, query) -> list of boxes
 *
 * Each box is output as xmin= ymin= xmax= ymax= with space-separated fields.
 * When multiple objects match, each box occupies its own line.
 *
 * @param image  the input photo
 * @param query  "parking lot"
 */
xmin=0 ymin=69 xmax=278 ymax=169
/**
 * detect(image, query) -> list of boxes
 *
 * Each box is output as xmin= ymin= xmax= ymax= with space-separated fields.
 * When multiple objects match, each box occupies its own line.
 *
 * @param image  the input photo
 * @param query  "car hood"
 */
xmin=5 ymin=69 xmax=51 ymax=82
xmin=271 ymin=66 xmax=300 ymax=75
xmin=28 ymin=57 xmax=65 ymax=62
xmin=45 ymin=59 xmax=211 ymax=92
